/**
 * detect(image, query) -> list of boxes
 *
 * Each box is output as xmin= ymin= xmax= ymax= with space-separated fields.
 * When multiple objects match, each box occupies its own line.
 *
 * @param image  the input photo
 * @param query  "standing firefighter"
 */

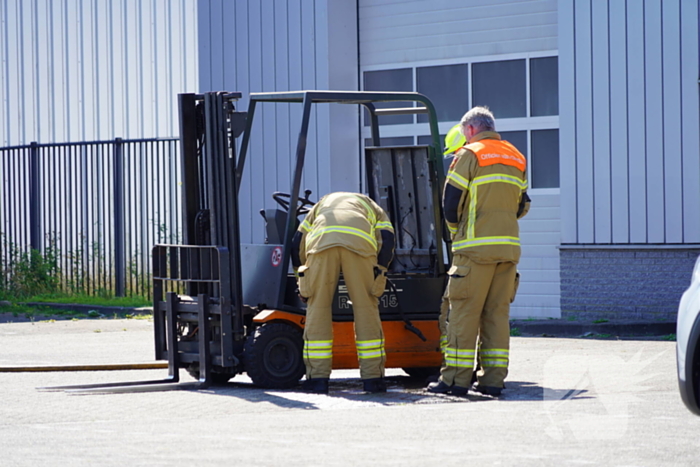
xmin=291 ymin=192 xmax=395 ymax=394
xmin=428 ymin=107 xmax=530 ymax=397
xmin=438 ymin=124 xmax=467 ymax=356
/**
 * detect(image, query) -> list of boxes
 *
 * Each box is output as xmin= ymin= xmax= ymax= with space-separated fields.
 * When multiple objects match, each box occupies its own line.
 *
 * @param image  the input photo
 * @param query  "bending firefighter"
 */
xmin=291 ymin=192 xmax=395 ymax=394
xmin=428 ymin=107 xmax=531 ymax=397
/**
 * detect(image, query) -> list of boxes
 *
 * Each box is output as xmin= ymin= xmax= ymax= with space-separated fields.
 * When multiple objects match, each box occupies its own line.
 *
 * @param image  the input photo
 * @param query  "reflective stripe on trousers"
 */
xmin=480 ymin=348 xmax=509 ymax=368
xmin=440 ymin=335 xmax=448 ymax=353
xmin=444 ymin=347 xmax=476 ymax=368
xmin=356 ymin=338 xmax=385 ymax=360
xmin=304 ymin=340 xmax=333 ymax=361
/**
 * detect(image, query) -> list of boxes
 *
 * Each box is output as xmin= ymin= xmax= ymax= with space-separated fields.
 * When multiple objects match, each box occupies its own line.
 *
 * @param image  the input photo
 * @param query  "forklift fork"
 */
xmin=38 ymin=244 xmax=238 ymax=395
xmin=37 ymin=292 xmax=213 ymax=394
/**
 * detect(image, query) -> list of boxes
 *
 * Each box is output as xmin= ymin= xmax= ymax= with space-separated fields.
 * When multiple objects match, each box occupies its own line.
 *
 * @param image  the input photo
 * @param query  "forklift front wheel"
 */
xmin=243 ymin=322 xmax=305 ymax=389
xmin=185 ymin=363 xmax=236 ymax=385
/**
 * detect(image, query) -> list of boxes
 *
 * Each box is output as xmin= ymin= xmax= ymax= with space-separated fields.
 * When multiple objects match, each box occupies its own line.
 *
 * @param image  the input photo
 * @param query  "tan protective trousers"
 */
xmin=438 ymin=292 xmax=449 ymax=357
xmin=299 ymin=247 xmax=386 ymax=380
xmin=439 ymin=255 xmax=516 ymax=388
xmin=440 ymin=291 xmax=482 ymax=369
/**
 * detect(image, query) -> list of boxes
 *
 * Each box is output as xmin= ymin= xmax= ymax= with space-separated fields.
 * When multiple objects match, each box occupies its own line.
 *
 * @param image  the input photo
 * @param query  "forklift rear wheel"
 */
xmin=244 ymin=322 xmax=305 ymax=389
xmin=402 ymin=367 xmax=441 ymax=379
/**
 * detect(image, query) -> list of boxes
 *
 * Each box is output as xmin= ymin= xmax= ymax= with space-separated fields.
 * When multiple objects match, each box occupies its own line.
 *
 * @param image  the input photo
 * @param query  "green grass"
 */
xmin=0 ymin=302 xmax=35 ymax=315
xmin=593 ymin=319 xmax=609 ymax=324
xmin=661 ymin=334 xmax=676 ymax=341
xmin=44 ymin=309 xmax=88 ymax=318
xmin=125 ymin=313 xmax=153 ymax=320
xmin=23 ymin=293 xmax=150 ymax=308
xmin=0 ymin=302 xmax=85 ymax=320
xmin=0 ymin=295 xmax=151 ymax=321
xmin=0 ymin=302 xmax=70 ymax=320
xmin=510 ymin=327 xmax=522 ymax=337
xmin=582 ymin=332 xmax=613 ymax=339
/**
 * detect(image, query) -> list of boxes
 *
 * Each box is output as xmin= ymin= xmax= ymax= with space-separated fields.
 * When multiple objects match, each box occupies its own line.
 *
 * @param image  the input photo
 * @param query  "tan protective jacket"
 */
xmin=297 ymin=192 xmax=394 ymax=265
xmin=444 ymin=132 xmax=528 ymax=264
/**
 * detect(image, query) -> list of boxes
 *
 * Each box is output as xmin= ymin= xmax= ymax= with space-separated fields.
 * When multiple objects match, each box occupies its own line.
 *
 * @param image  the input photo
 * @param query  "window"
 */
xmin=530 ymin=57 xmax=559 ymax=116
xmin=363 ymin=69 xmax=413 ymax=125
xmin=499 ymin=131 xmax=528 ymax=158
xmin=364 ymin=136 xmax=414 ymax=147
xmin=416 ymin=64 xmax=469 ymax=123
xmin=417 ymin=134 xmax=445 ymax=147
xmin=531 ymin=129 xmax=559 ymax=188
xmin=472 ymin=60 xmax=526 ymax=118
xmin=417 ymin=135 xmax=435 ymax=146
xmin=362 ymin=54 xmax=559 ymax=189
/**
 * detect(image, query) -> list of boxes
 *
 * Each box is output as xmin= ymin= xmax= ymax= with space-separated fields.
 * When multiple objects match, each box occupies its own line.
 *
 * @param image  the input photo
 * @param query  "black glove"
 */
xmin=374 ymin=266 xmax=388 ymax=279
xmin=294 ymin=287 xmax=308 ymax=303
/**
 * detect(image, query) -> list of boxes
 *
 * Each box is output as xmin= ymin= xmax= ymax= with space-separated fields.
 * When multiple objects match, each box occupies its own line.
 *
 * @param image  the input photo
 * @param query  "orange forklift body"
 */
xmin=253 ymin=310 xmax=442 ymax=369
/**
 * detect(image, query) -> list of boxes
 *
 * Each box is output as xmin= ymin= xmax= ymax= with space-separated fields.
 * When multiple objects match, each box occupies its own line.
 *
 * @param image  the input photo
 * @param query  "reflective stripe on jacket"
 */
xmin=444 ymin=132 xmax=528 ymax=264
xmin=297 ymin=192 xmax=394 ymax=264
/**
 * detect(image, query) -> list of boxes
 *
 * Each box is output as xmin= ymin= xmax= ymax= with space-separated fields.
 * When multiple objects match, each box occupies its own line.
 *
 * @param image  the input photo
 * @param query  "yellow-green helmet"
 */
xmin=443 ymin=123 xmax=466 ymax=155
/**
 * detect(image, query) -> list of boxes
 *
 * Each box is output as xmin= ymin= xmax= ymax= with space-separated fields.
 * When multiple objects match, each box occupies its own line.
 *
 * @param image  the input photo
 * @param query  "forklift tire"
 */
xmin=402 ymin=367 xmax=441 ymax=380
xmin=243 ymin=322 xmax=305 ymax=389
xmin=186 ymin=363 xmax=235 ymax=385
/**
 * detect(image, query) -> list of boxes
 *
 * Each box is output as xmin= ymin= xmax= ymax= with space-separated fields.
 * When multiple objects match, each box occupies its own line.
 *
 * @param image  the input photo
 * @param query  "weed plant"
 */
xmin=0 ymin=237 xmax=60 ymax=299
xmin=1 ymin=233 xmax=156 ymax=304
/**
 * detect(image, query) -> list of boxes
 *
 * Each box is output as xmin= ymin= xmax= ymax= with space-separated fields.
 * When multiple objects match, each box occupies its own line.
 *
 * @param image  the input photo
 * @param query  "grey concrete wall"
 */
xmin=560 ymin=248 xmax=700 ymax=321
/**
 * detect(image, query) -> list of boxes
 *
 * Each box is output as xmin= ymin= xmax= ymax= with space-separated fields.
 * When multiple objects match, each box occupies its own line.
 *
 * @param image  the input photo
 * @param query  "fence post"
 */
xmin=113 ymin=138 xmax=126 ymax=297
xmin=29 ymin=142 xmax=42 ymax=252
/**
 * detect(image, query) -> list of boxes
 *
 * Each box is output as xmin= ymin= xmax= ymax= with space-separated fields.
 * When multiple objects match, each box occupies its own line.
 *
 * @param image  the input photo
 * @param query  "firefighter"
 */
xmin=428 ymin=107 xmax=530 ymax=397
xmin=291 ymin=192 xmax=395 ymax=394
xmin=438 ymin=124 xmax=467 ymax=355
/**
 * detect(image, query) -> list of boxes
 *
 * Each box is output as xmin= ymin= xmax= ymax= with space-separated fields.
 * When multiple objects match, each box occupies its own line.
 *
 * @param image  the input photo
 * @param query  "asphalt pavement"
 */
xmin=1 ymin=317 xmax=698 ymax=466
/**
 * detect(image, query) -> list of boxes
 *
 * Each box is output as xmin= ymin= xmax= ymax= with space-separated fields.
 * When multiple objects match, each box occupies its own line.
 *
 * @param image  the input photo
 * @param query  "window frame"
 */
xmin=360 ymin=51 xmax=560 ymax=194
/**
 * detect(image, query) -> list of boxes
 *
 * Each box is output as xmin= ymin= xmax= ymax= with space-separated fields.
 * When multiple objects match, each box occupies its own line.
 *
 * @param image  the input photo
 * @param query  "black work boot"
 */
xmin=449 ymin=385 xmax=469 ymax=396
xmin=302 ymin=378 xmax=329 ymax=394
xmin=363 ymin=378 xmax=387 ymax=393
xmin=426 ymin=380 xmax=451 ymax=394
xmin=427 ymin=380 xmax=469 ymax=396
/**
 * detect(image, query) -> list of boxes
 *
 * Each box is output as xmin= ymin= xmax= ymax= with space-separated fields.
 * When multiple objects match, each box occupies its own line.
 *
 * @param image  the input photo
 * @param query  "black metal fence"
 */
xmin=0 ymin=138 xmax=182 ymax=298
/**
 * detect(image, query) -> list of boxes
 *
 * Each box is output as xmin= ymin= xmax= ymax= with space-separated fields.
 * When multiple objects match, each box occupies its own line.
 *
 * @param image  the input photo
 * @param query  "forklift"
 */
xmin=45 ymin=90 xmax=450 ymax=393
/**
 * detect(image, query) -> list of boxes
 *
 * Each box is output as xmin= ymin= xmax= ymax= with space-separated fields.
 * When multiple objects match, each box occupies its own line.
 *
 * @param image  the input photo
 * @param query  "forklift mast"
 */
xmin=176 ymin=92 xmax=248 ymax=334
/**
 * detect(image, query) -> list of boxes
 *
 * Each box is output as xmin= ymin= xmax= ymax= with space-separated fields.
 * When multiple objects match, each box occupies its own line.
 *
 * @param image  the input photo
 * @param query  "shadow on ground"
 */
xmin=193 ymin=376 xmax=588 ymax=409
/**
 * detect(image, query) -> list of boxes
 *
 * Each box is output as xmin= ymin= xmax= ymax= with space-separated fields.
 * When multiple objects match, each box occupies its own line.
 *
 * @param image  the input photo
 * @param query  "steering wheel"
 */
xmin=272 ymin=189 xmax=316 ymax=217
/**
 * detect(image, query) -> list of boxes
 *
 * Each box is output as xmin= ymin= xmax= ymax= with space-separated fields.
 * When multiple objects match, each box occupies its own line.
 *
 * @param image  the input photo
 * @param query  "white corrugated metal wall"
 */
xmin=559 ymin=0 xmax=700 ymax=245
xmin=359 ymin=0 xmax=561 ymax=318
xmin=197 ymin=0 xmax=359 ymax=244
xmin=0 ymin=0 xmax=199 ymax=146
xmin=360 ymin=0 xmax=558 ymax=66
